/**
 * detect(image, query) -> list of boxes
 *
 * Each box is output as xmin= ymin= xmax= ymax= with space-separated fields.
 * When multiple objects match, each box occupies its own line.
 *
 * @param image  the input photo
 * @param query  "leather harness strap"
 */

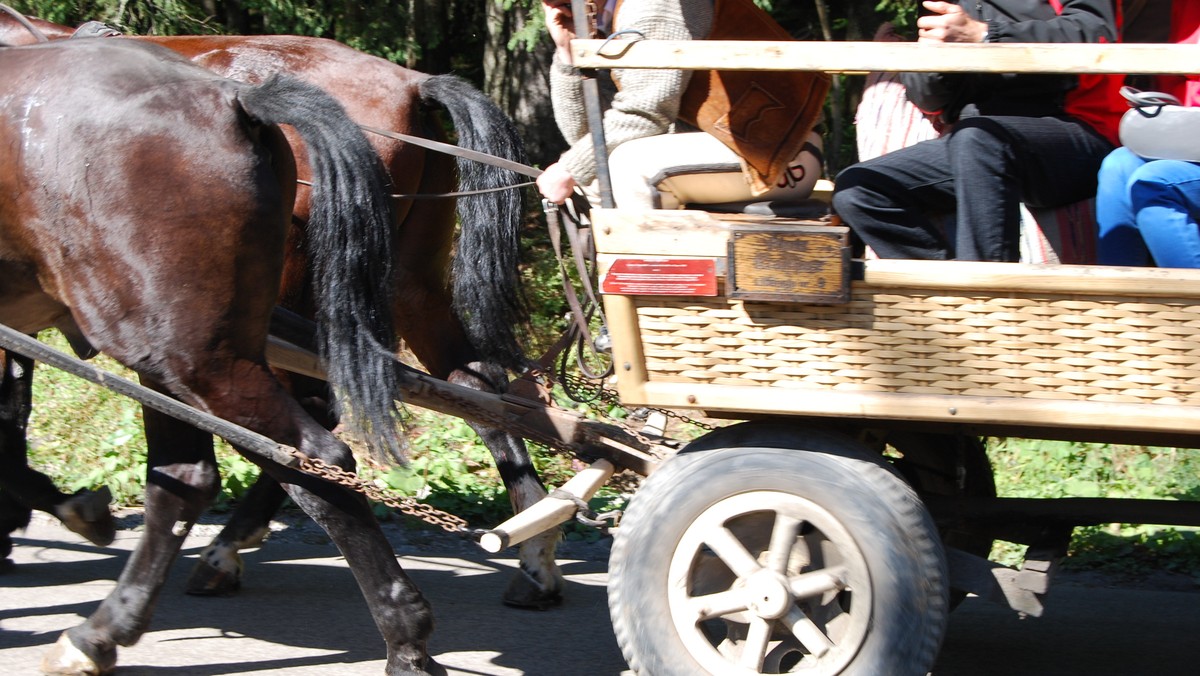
xmin=359 ymin=124 xmax=544 ymax=179
xmin=0 ymin=3 xmax=48 ymax=42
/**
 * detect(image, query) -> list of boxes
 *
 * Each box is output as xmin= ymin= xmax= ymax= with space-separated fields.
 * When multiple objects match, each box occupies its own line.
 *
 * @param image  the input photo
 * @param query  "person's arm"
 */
xmin=906 ymin=2 xmax=987 ymax=117
xmin=555 ymin=1 xmax=711 ymax=188
xmin=981 ymin=0 xmax=1117 ymax=44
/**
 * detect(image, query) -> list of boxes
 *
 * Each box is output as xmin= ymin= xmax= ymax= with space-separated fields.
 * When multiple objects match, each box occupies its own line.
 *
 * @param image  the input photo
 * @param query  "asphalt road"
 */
xmin=1 ymin=512 xmax=1197 ymax=675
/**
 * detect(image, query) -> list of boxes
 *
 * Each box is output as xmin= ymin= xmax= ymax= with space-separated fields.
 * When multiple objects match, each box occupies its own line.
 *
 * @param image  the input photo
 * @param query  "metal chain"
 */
xmin=285 ymin=447 xmax=469 ymax=534
xmin=269 ymin=361 xmax=691 ymax=534
xmin=557 ymin=371 xmax=716 ymax=434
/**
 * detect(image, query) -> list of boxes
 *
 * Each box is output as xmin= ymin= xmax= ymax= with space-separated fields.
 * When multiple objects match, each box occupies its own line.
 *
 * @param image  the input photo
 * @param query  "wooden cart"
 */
xmin=565 ymin=32 xmax=1200 ymax=676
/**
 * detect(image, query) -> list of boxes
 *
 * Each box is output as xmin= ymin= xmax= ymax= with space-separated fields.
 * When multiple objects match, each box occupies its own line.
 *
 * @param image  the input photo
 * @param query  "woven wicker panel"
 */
xmin=635 ymin=288 xmax=1200 ymax=405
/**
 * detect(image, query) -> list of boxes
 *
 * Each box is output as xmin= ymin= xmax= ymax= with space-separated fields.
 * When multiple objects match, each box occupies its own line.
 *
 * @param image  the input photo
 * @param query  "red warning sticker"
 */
xmin=601 ymin=258 xmax=718 ymax=296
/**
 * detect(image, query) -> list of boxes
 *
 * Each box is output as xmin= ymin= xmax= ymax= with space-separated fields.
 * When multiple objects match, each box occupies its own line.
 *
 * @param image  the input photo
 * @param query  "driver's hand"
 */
xmin=543 ymin=0 xmax=577 ymax=63
xmin=917 ymin=1 xmax=988 ymax=43
xmin=537 ymin=162 xmax=579 ymax=204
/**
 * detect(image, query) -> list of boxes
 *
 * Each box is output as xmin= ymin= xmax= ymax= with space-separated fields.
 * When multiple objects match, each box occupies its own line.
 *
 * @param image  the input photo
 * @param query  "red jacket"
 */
xmin=1155 ymin=0 xmax=1200 ymax=106
xmin=901 ymin=0 xmax=1125 ymax=144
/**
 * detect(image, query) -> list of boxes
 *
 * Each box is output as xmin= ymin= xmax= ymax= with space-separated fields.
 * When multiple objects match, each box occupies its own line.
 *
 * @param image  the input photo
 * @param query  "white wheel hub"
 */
xmin=744 ymin=569 xmax=792 ymax=620
xmin=666 ymin=491 xmax=872 ymax=675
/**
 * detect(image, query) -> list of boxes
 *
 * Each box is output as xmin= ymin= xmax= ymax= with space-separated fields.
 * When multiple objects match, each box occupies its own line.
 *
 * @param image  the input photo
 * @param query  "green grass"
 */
xmin=22 ymin=329 xmax=1200 ymax=573
xmin=986 ymin=438 xmax=1200 ymax=577
xmin=27 ymin=330 xmax=260 ymax=509
xmin=25 ymin=329 xmax=622 ymax=540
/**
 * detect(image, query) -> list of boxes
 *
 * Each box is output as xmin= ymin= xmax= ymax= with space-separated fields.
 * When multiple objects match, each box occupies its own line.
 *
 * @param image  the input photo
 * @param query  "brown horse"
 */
xmin=0 ymin=36 xmax=439 ymax=674
xmin=0 ymin=13 xmax=564 ymax=609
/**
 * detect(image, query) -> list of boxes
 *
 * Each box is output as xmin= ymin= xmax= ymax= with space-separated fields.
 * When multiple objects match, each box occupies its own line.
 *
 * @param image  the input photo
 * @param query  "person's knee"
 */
xmin=1100 ymin=146 xmax=1143 ymax=178
xmin=832 ymin=164 xmax=893 ymax=214
xmin=1129 ymin=159 xmax=1200 ymax=192
xmin=946 ymin=117 xmax=1011 ymax=155
xmin=1127 ymin=160 xmax=1200 ymax=213
xmin=831 ymin=169 xmax=866 ymax=220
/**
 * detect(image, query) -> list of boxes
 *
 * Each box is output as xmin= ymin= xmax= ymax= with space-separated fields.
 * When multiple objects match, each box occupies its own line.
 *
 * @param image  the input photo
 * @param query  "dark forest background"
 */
xmin=7 ymin=0 xmax=923 ymax=172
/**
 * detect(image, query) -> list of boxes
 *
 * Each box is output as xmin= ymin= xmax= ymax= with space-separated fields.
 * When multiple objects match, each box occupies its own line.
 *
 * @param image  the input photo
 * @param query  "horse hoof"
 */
xmin=55 ymin=488 xmax=116 ymax=547
xmin=41 ymin=632 xmax=116 ymax=675
xmin=0 ymin=557 xmax=14 ymax=574
xmin=185 ymin=557 xmax=243 ymax=596
xmin=501 ymin=569 xmax=563 ymax=610
xmin=423 ymin=656 xmax=449 ymax=676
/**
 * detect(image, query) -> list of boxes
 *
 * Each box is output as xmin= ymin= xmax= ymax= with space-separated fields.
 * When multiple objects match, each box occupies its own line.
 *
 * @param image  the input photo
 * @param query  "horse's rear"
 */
xmin=0 ymin=41 xmax=289 ymax=369
xmin=0 ymin=38 xmax=437 ymax=675
xmin=148 ymin=34 xmax=526 ymax=371
xmin=133 ymin=34 xmax=559 ymax=608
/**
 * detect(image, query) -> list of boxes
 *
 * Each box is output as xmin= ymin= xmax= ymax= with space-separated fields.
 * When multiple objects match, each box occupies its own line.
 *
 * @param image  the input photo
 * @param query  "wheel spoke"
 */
xmin=787 ymin=565 xmax=847 ymax=601
xmin=688 ymin=589 xmax=749 ymax=621
xmin=784 ymin=605 xmax=835 ymax=658
xmin=766 ymin=514 xmax=803 ymax=574
xmin=704 ymin=525 xmax=763 ymax=579
xmin=739 ymin=616 xmax=772 ymax=671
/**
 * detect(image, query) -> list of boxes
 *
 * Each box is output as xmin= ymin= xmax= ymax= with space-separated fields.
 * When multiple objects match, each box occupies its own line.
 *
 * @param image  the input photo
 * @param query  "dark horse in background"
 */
xmin=0 ymin=37 xmax=441 ymax=674
xmin=0 ymin=14 xmax=565 ymax=609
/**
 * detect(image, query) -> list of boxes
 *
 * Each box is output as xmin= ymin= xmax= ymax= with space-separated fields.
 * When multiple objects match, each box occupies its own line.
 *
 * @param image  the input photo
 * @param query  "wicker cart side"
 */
xmin=594 ymin=208 xmax=1200 ymax=445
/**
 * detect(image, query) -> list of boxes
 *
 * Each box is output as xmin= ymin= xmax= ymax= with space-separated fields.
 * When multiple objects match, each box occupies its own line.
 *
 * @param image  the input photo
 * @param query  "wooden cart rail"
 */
xmin=578 ymin=39 xmax=1200 ymax=446
xmin=572 ymin=39 xmax=1200 ymax=75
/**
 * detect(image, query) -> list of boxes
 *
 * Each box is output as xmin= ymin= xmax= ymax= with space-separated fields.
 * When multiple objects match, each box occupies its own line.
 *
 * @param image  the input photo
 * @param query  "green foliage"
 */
xmin=875 ymin=0 xmax=919 ymax=32
xmin=5 ymin=0 xmax=485 ymax=74
xmin=1068 ymin=525 xmax=1200 ymax=576
xmin=27 ymin=331 xmax=263 ymax=507
xmin=8 ymin=0 xmax=215 ymax=35
xmin=505 ymin=0 xmax=546 ymax=52
xmin=987 ymin=438 xmax=1200 ymax=574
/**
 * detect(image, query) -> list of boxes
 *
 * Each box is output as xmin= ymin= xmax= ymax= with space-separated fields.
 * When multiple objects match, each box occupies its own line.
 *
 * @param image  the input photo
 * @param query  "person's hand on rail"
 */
xmin=543 ymin=0 xmax=577 ymax=63
xmin=917 ymin=1 xmax=988 ymax=43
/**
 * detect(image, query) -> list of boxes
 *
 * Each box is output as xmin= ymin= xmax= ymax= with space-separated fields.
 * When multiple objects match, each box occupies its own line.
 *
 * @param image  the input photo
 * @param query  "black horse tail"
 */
xmin=238 ymin=74 xmax=405 ymax=464
xmin=418 ymin=74 xmax=530 ymax=373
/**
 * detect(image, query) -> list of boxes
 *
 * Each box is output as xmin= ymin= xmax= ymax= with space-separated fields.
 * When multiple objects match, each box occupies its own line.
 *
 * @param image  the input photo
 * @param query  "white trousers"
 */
xmin=589 ymin=131 xmax=823 ymax=210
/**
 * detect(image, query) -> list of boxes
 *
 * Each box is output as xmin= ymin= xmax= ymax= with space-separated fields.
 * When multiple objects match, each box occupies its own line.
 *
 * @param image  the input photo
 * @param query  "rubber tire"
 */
xmin=609 ymin=423 xmax=948 ymax=676
xmin=886 ymin=432 xmax=996 ymax=559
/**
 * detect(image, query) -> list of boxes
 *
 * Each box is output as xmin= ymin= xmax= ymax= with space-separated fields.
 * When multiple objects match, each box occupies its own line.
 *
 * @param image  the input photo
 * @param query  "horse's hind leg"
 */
xmin=185 ymin=471 xmax=286 ymax=595
xmin=398 ymin=285 xmax=564 ymax=610
xmin=198 ymin=370 xmax=436 ymax=673
xmin=46 ymin=367 xmax=436 ymax=675
xmin=451 ymin=365 xmax=564 ymax=609
xmin=184 ymin=376 xmax=323 ymax=596
xmin=252 ymin=428 xmax=436 ymax=674
xmin=43 ymin=377 xmax=222 ymax=674
xmin=0 ymin=350 xmax=114 ymax=569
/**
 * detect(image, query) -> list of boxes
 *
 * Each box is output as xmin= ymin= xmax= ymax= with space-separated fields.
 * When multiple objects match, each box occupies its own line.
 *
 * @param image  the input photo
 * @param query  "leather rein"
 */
xmin=0 ymin=3 xmax=49 ymax=43
xmin=290 ymin=126 xmax=543 ymax=201
xmin=356 ymin=125 xmax=540 ymax=200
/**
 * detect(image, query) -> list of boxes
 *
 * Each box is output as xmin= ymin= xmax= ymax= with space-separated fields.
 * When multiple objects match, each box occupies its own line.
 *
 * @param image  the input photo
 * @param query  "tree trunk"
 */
xmin=482 ymin=1 xmax=564 ymax=167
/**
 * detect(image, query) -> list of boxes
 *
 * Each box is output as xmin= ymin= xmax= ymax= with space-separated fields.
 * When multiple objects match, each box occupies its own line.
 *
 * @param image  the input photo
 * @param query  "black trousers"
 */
xmin=832 ymin=115 xmax=1114 ymax=261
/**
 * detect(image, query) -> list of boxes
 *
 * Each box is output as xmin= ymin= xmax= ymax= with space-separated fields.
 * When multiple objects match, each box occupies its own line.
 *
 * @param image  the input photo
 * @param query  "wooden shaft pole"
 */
xmin=479 ymin=459 xmax=617 ymax=553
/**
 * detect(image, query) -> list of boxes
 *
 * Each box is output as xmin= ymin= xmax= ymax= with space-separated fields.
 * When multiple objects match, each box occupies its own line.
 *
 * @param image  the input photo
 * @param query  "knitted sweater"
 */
xmin=549 ymin=0 xmax=714 ymax=186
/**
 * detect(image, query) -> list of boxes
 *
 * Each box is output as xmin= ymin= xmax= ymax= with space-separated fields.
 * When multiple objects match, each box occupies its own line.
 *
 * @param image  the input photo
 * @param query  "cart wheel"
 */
xmin=886 ymin=432 xmax=995 ymax=557
xmin=886 ymin=433 xmax=994 ymax=607
xmin=609 ymin=428 xmax=947 ymax=676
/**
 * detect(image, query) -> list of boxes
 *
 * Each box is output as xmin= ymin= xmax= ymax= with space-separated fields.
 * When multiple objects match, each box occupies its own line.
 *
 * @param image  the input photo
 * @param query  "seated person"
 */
xmin=1096 ymin=0 xmax=1200 ymax=267
xmin=831 ymin=0 xmax=1125 ymax=262
xmin=535 ymin=0 xmax=825 ymax=211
